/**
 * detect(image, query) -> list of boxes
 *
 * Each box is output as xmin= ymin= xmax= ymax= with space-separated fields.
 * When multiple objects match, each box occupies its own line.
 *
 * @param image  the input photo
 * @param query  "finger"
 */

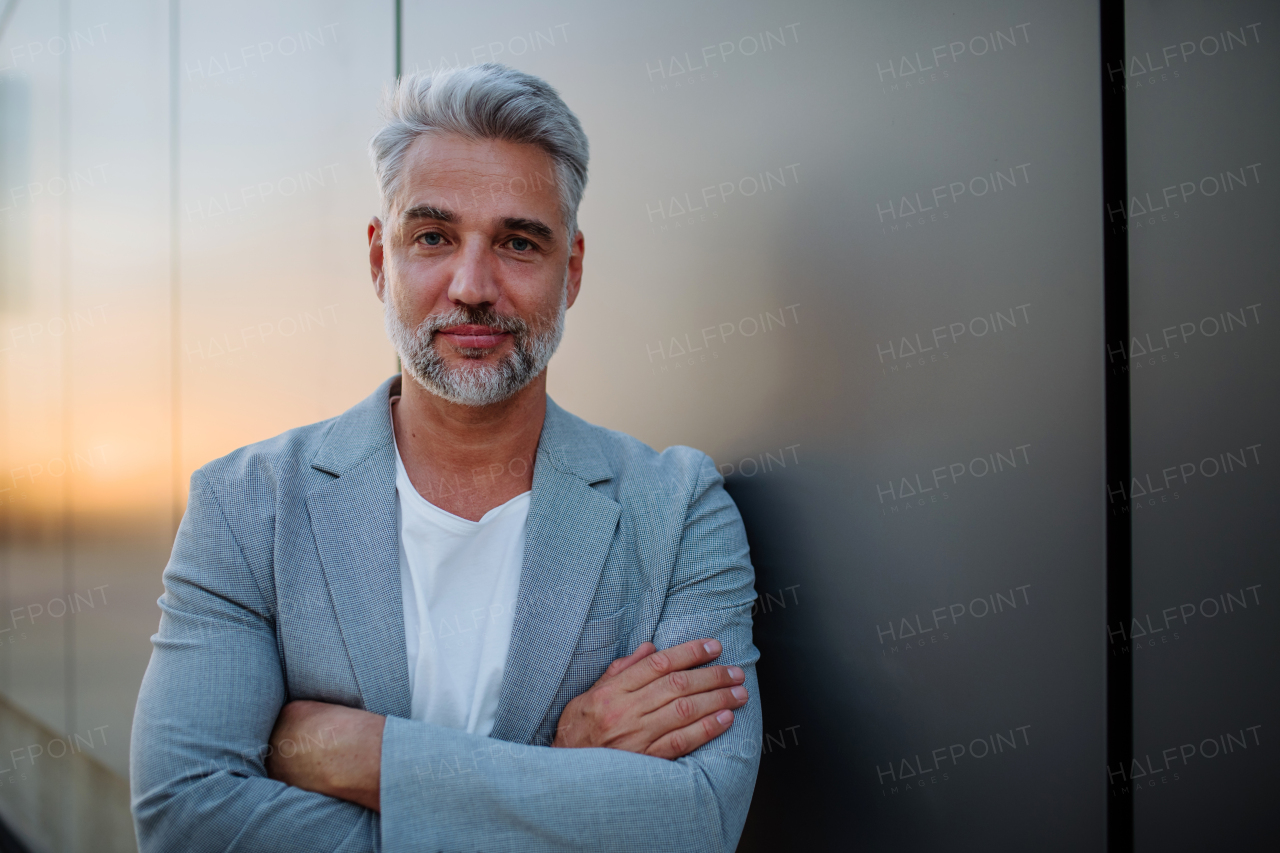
xmin=643 ymin=685 xmax=748 ymax=741
xmin=645 ymin=709 xmax=736 ymax=761
xmin=614 ymin=638 xmax=724 ymax=692
xmin=635 ymin=663 xmax=745 ymax=713
xmin=600 ymin=642 xmax=656 ymax=682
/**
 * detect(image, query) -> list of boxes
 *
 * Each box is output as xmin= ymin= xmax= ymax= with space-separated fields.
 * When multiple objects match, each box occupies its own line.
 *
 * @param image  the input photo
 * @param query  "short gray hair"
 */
xmin=369 ymin=63 xmax=589 ymax=237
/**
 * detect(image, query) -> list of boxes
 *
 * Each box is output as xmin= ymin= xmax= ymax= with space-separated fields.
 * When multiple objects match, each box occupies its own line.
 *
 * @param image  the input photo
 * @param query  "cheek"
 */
xmin=392 ymin=264 xmax=453 ymax=312
xmin=528 ymin=290 xmax=567 ymax=328
xmin=502 ymin=271 xmax=565 ymax=316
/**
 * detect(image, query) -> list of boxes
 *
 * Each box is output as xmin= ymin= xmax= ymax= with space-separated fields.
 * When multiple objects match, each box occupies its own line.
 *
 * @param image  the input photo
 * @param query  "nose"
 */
xmin=446 ymin=238 xmax=502 ymax=308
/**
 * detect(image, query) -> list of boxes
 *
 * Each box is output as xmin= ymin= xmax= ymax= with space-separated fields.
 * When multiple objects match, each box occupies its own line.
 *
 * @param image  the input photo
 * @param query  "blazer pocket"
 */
xmin=576 ymin=603 xmax=636 ymax=652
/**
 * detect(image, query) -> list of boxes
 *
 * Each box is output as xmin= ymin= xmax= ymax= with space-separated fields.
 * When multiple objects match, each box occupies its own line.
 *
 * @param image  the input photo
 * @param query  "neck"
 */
xmin=391 ymin=369 xmax=545 ymax=521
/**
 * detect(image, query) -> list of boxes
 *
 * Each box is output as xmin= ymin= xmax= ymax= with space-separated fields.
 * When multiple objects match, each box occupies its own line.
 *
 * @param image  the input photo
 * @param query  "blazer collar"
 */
xmin=309 ymin=374 xmax=613 ymax=486
xmin=309 ymin=374 xmax=400 ymax=477
xmin=533 ymin=395 xmax=614 ymax=485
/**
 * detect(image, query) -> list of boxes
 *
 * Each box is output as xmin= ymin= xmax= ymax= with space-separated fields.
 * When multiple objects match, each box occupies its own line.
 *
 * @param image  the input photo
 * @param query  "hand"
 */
xmin=266 ymin=700 xmax=386 ymax=812
xmin=552 ymin=638 xmax=748 ymax=760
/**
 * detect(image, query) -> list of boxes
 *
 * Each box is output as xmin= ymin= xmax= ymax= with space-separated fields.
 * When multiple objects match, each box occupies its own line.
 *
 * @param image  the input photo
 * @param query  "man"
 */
xmin=130 ymin=63 xmax=761 ymax=852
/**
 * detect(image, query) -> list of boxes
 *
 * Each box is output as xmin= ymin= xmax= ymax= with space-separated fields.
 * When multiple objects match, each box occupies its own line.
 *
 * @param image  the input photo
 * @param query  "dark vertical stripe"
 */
xmin=170 ymin=0 xmax=182 ymax=532
xmin=1100 ymin=1 xmax=1133 ymax=851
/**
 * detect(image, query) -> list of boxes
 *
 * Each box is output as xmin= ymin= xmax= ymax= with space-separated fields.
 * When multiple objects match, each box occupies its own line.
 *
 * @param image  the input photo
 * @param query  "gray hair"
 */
xmin=369 ymin=63 xmax=589 ymax=237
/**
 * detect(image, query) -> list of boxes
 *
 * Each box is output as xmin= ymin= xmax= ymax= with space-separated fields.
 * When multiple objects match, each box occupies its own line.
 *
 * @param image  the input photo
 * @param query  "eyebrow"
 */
xmin=501 ymin=216 xmax=555 ymax=242
xmin=401 ymin=204 xmax=456 ymax=224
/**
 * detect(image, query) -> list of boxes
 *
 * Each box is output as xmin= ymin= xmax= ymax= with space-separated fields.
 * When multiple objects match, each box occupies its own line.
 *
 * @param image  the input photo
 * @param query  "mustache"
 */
xmin=416 ymin=305 xmax=530 ymax=338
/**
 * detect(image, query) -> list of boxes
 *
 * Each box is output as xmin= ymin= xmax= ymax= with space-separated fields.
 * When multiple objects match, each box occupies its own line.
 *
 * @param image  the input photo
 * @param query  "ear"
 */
xmin=369 ymin=216 xmax=387 ymax=301
xmin=564 ymin=229 xmax=585 ymax=309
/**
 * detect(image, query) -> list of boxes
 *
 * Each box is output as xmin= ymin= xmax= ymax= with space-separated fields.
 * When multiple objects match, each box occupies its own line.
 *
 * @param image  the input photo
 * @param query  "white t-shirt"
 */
xmin=392 ymin=417 xmax=529 ymax=736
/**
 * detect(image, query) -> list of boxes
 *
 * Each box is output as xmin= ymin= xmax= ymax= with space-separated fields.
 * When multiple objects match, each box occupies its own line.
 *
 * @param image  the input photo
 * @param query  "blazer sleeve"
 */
xmin=129 ymin=470 xmax=380 ymax=853
xmin=378 ymin=452 xmax=762 ymax=853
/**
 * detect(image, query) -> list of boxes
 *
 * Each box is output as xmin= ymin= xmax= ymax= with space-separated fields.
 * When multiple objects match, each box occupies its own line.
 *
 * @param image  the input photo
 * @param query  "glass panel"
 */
xmin=2 ymin=0 xmax=78 ymax=753
xmin=1125 ymin=1 xmax=1277 ymax=849
xmin=177 ymin=0 xmax=396 ymax=476
xmin=62 ymin=0 xmax=175 ymax=783
xmin=0 ymin=1 xmax=395 ymax=849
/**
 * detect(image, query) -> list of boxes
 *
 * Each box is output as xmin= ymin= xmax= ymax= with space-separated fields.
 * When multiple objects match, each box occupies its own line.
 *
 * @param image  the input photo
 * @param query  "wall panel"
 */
xmin=1124 ymin=2 xmax=1278 ymax=850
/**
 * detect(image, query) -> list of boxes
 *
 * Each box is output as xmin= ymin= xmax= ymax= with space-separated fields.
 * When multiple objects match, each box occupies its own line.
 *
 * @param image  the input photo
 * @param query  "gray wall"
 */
xmin=1123 ymin=2 xmax=1277 ymax=850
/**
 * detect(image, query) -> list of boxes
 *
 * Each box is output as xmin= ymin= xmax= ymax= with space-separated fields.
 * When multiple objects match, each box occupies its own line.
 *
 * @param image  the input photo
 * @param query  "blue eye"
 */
xmin=510 ymin=237 xmax=531 ymax=251
xmin=420 ymin=232 xmax=443 ymax=246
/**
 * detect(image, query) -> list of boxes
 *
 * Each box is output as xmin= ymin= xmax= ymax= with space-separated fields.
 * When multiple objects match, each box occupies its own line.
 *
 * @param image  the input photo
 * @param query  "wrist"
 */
xmin=329 ymin=711 xmax=385 ymax=811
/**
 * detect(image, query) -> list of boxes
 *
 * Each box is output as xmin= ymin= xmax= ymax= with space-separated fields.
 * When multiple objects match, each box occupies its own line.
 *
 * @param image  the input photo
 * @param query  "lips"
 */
xmin=438 ymin=324 xmax=513 ymax=348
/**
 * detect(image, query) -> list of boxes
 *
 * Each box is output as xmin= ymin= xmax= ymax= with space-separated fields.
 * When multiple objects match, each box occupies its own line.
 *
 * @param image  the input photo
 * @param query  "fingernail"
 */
xmin=716 ymin=710 xmax=734 ymax=725
xmin=703 ymin=640 xmax=721 ymax=655
xmin=727 ymin=666 xmax=744 ymax=681
xmin=731 ymin=686 xmax=748 ymax=701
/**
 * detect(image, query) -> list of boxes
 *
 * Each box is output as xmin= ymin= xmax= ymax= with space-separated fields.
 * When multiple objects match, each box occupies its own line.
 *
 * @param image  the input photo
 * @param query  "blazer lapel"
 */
xmin=489 ymin=400 xmax=620 ymax=744
xmin=306 ymin=376 xmax=412 ymax=719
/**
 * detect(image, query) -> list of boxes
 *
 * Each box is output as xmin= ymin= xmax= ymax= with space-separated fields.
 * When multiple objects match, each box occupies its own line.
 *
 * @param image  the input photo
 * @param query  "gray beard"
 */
xmin=383 ymin=286 xmax=566 ymax=407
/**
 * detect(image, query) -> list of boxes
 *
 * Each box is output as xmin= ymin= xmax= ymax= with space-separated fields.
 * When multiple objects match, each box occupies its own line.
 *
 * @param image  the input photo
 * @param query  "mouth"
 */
xmin=437 ymin=324 xmax=513 ymax=349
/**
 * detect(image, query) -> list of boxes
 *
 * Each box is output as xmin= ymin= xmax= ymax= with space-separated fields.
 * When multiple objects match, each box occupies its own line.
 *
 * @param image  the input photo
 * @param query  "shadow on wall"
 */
xmin=728 ymin=464 xmax=867 ymax=851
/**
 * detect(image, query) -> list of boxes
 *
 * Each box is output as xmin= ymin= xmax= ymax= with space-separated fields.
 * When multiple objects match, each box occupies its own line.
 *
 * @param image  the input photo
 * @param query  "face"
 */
xmin=368 ymin=133 xmax=584 ymax=406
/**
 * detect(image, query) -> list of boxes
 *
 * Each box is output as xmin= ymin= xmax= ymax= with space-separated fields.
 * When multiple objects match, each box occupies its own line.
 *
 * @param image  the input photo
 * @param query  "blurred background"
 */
xmin=0 ymin=0 xmax=1274 ymax=851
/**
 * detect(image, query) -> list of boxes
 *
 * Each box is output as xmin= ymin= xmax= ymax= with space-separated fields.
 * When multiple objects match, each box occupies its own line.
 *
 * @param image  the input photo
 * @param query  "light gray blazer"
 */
xmin=130 ymin=375 xmax=761 ymax=852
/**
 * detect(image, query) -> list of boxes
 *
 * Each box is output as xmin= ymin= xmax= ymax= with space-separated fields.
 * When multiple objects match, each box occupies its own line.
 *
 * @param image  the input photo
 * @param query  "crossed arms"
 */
xmin=130 ymin=461 xmax=761 ymax=853
xmin=267 ymin=637 xmax=750 ymax=812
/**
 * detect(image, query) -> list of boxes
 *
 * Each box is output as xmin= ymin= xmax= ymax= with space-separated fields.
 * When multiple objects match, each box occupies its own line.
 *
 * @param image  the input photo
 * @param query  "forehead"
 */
xmin=396 ymin=133 xmax=561 ymax=223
